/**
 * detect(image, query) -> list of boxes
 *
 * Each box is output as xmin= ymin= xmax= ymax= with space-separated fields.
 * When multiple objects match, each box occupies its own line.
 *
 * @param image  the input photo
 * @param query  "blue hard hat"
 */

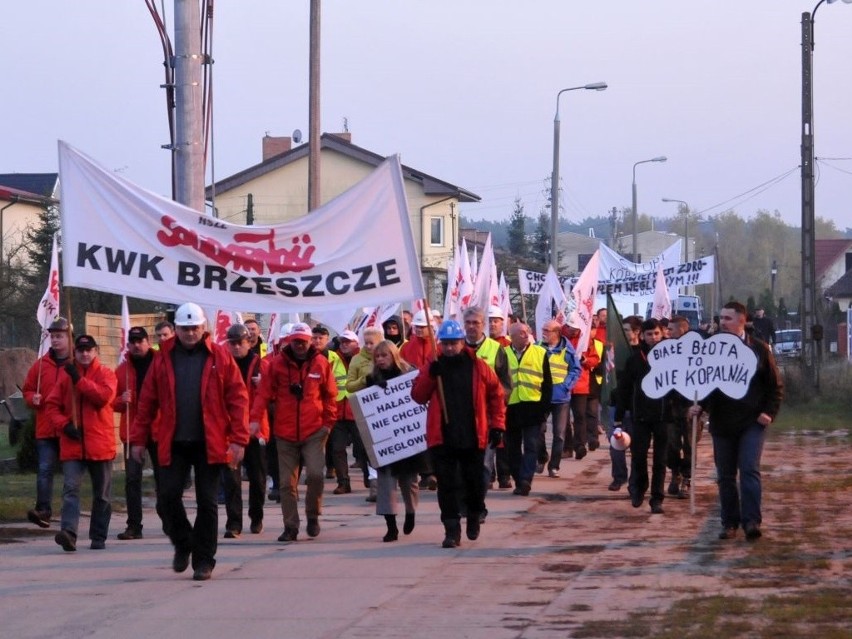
xmin=437 ymin=319 xmax=465 ymax=341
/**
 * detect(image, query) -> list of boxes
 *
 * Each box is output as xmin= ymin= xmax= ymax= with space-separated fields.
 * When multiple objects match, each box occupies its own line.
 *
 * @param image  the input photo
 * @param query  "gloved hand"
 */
xmin=488 ymin=428 xmax=504 ymax=449
xmin=64 ymin=363 xmax=81 ymax=385
xmin=63 ymin=422 xmax=81 ymax=440
xmin=428 ymin=360 xmax=442 ymax=378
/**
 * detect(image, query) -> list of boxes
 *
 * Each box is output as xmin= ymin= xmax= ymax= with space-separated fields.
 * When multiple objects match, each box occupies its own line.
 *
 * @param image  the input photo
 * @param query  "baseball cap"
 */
xmin=289 ymin=322 xmax=313 ymax=341
xmin=128 ymin=326 xmax=148 ymax=342
xmin=75 ymin=334 xmax=98 ymax=350
xmin=338 ymin=330 xmax=360 ymax=344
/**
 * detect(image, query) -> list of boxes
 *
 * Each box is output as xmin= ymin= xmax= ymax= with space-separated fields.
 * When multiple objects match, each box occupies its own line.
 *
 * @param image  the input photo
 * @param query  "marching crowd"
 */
xmin=21 ymin=300 xmax=782 ymax=581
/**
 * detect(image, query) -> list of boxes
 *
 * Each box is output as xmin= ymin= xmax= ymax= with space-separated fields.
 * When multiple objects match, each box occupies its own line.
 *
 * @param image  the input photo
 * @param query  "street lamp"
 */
xmin=801 ymin=0 xmax=851 ymax=390
xmin=550 ymin=81 xmax=608 ymax=271
xmin=771 ymin=259 xmax=778 ymax=305
xmin=661 ymin=198 xmax=690 ymax=263
xmin=632 ymin=157 xmax=667 ymax=265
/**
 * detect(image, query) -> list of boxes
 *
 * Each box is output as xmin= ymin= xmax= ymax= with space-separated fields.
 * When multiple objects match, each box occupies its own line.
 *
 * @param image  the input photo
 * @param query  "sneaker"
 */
xmin=278 ymin=527 xmax=298 ymax=542
xmin=192 ymin=564 xmax=213 ymax=581
xmin=117 ymin=527 xmax=143 ymax=540
xmin=224 ymin=529 xmax=241 ymax=539
xmin=575 ymin=446 xmax=587 ymax=461
xmin=608 ymin=480 xmax=624 ymax=492
xmin=250 ymin=520 xmax=263 ymax=534
xmin=667 ymin=474 xmax=681 ymax=496
xmin=718 ymin=527 xmax=738 ymax=540
xmin=173 ymin=548 xmax=191 ymax=572
xmin=54 ymin=530 xmax=77 ymax=552
xmin=547 ymin=468 xmax=560 ymax=478
xmin=27 ymin=509 xmax=51 ymax=529
xmin=90 ymin=539 xmax=106 ymax=550
xmin=306 ymin=518 xmax=321 ymax=538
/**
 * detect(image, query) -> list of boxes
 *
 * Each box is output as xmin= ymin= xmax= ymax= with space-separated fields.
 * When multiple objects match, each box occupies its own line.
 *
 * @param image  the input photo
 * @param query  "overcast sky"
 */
xmin=3 ymin=1 xmax=851 ymax=232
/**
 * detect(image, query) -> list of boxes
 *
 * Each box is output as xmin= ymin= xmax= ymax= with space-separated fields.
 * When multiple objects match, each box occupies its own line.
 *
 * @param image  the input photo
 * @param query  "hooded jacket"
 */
xmin=132 ymin=333 xmax=250 ymax=466
xmin=381 ymin=315 xmax=406 ymax=347
xmin=44 ymin=357 xmax=117 ymax=462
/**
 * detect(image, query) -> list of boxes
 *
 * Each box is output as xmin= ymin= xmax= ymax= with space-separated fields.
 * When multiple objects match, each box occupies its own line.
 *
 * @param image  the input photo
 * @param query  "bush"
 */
xmin=781 ymin=360 xmax=852 ymax=407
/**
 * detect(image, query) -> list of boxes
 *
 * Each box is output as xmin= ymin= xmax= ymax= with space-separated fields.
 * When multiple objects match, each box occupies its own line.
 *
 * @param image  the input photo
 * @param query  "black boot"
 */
xmin=383 ymin=515 xmax=399 ymax=542
xmin=403 ymin=512 xmax=415 ymax=535
xmin=441 ymin=519 xmax=461 ymax=548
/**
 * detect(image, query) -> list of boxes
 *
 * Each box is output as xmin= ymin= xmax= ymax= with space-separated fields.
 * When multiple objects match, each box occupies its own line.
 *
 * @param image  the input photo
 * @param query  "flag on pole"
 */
xmin=118 ymin=296 xmax=131 ymax=364
xmin=471 ymin=233 xmax=500 ymax=311
xmin=534 ymin=266 xmax=568 ymax=340
xmin=443 ymin=246 xmax=460 ymax=320
xmin=471 ymin=244 xmax=478 ymax=285
xmin=458 ymin=239 xmax=474 ymax=312
xmin=36 ymin=233 xmax=61 ymax=357
xmin=600 ymin=293 xmax=630 ymax=426
xmin=498 ymin=272 xmax=512 ymax=317
xmin=568 ymin=250 xmax=600 ymax=355
xmin=651 ymin=263 xmax=672 ymax=320
xmin=266 ymin=312 xmax=281 ymax=348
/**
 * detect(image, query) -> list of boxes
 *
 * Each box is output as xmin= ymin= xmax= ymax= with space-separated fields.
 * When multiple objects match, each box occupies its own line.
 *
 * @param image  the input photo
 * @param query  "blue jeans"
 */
xmin=712 ymin=422 xmax=766 ymax=530
xmin=60 ymin=459 xmax=113 ymax=542
xmin=35 ymin=438 xmax=60 ymax=516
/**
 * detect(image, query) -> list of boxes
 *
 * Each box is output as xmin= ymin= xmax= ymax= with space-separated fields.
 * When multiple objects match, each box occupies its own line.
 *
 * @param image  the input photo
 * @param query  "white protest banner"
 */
xmin=641 ymin=332 xmax=758 ymax=401
xmin=569 ymin=250 xmax=599 ymax=355
xmin=517 ymin=268 xmax=572 ymax=295
xmin=650 ymin=264 xmax=672 ymax=319
xmin=534 ymin=266 xmax=568 ymax=338
xmin=58 ymin=141 xmax=425 ymax=313
xmin=567 ymin=255 xmax=715 ymax=300
xmin=349 ymin=370 xmax=428 ymax=468
xmin=598 ymin=241 xmax=682 ymax=280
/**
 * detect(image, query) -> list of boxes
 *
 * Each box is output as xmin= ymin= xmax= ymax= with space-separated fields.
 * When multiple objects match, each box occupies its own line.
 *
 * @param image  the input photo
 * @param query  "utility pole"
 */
xmin=173 ymin=0 xmax=205 ymax=212
xmin=308 ymin=0 xmax=321 ymax=212
xmin=246 ymin=193 xmax=254 ymax=226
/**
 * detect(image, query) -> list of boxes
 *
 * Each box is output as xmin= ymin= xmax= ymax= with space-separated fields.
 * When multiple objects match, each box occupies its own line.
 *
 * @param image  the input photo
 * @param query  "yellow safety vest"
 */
xmin=593 ymin=339 xmax=604 ymax=386
xmin=548 ymin=347 xmax=571 ymax=385
xmin=328 ymin=350 xmax=348 ymax=401
xmin=473 ymin=337 xmax=501 ymax=370
xmin=505 ymin=344 xmax=547 ymax=405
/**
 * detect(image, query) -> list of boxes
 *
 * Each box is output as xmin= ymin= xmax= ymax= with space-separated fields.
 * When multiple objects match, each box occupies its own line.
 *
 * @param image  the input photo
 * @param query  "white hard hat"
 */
xmin=488 ymin=305 xmax=504 ymax=319
xmin=567 ymin=312 xmax=583 ymax=330
xmin=610 ymin=427 xmax=632 ymax=451
xmin=174 ymin=302 xmax=206 ymax=327
xmin=411 ymin=310 xmax=429 ymax=327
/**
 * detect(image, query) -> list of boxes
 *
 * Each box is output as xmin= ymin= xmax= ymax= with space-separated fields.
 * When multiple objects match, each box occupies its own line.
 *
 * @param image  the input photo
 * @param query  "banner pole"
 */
xmin=421 ymin=298 xmax=448 ymax=423
xmin=690 ymin=392 xmax=699 ymax=516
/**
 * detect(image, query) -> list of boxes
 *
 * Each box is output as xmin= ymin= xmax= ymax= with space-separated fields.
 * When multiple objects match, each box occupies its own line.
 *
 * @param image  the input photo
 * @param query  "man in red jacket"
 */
xmin=132 ymin=303 xmax=249 ymax=581
xmin=250 ymin=322 xmax=337 ymax=543
xmin=113 ymin=326 xmax=163 ymax=541
xmin=44 ymin=334 xmax=117 ymax=551
xmin=411 ymin=320 xmax=505 ymax=548
xmin=22 ymin=317 xmax=72 ymax=529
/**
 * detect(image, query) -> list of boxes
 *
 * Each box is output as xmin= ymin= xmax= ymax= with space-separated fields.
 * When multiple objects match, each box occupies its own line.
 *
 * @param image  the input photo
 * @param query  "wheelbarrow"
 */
xmin=1 ymin=390 xmax=30 ymax=446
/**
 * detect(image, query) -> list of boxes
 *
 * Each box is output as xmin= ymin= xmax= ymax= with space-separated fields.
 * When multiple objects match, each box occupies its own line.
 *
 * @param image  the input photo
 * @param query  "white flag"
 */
xmin=36 ymin=234 xmax=61 ymax=357
xmin=471 ymin=233 xmax=500 ymax=312
xmin=457 ymin=239 xmax=474 ymax=312
xmin=498 ymin=271 xmax=512 ymax=319
xmin=651 ymin=263 xmax=672 ymax=320
xmin=534 ymin=266 xmax=568 ymax=341
xmin=443 ymin=246 xmax=460 ymax=320
xmin=569 ymin=250 xmax=600 ymax=355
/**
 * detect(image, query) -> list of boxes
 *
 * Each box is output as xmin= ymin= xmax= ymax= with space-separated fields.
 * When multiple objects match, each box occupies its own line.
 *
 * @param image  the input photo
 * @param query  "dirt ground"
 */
xmin=507 ymin=428 xmax=852 ymax=638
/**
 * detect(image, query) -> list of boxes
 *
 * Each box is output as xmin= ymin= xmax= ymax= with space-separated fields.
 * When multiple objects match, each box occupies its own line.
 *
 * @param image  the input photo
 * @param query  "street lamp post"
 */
xmin=661 ymin=198 xmax=689 ymax=263
xmin=631 ymin=156 xmax=667 ymax=312
xmin=771 ymin=259 xmax=778 ymax=306
xmin=550 ymin=81 xmax=607 ymax=271
xmin=801 ymin=0 xmax=851 ymax=390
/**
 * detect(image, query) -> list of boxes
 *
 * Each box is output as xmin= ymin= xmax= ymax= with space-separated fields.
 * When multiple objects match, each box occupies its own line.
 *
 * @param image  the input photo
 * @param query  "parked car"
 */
xmin=773 ymin=329 xmax=802 ymax=358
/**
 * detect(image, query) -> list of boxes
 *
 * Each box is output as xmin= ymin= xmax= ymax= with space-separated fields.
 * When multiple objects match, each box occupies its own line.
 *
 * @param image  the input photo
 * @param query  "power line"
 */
xmin=695 ymin=166 xmax=800 ymax=216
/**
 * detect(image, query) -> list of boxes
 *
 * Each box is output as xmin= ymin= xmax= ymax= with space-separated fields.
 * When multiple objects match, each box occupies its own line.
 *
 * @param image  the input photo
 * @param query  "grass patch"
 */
xmin=0 ymin=422 xmax=17 ymax=459
xmin=772 ymin=401 xmax=851 ymax=435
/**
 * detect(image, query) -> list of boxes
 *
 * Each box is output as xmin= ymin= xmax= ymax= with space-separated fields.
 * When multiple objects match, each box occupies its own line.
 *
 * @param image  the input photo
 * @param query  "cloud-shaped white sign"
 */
xmin=641 ymin=332 xmax=758 ymax=401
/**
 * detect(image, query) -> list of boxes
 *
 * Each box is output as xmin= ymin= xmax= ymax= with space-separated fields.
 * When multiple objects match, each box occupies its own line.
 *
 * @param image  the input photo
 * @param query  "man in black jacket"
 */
xmin=614 ymin=318 xmax=671 ymax=514
xmin=689 ymin=301 xmax=783 ymax=541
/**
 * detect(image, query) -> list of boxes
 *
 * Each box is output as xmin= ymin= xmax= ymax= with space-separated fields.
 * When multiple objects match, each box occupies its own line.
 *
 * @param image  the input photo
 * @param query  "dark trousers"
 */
xmin=266 ymin=436 xmax=279 ymax=491
xmin=666 ymin=418 xmax=693 ymax=478
xmin=585 ymin=396 xmax=601 ymax=447
xmin=159 ymin=441 xmax=223 ymax=570
xmin=431 ymin=445 xmax=485 ymax=522
xmin=570 ymin=394 xmax=588 ymax=452
xmin=505 ymin=419 xmax=541 ymax=486
xmin=223 ymin=438 xmax=267 ymax=532
xmin=330 ymin=419 xmax=368 ymax=485
xmin=123 ymin=441 xmax=164 ymax=532
xmin=629 ymin=420 xmax=670 ymax=506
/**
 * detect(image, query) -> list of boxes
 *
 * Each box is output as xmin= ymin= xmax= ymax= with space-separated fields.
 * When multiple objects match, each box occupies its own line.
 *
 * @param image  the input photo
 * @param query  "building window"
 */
xmin=430 ymin=217 xmax=444 ymax=246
